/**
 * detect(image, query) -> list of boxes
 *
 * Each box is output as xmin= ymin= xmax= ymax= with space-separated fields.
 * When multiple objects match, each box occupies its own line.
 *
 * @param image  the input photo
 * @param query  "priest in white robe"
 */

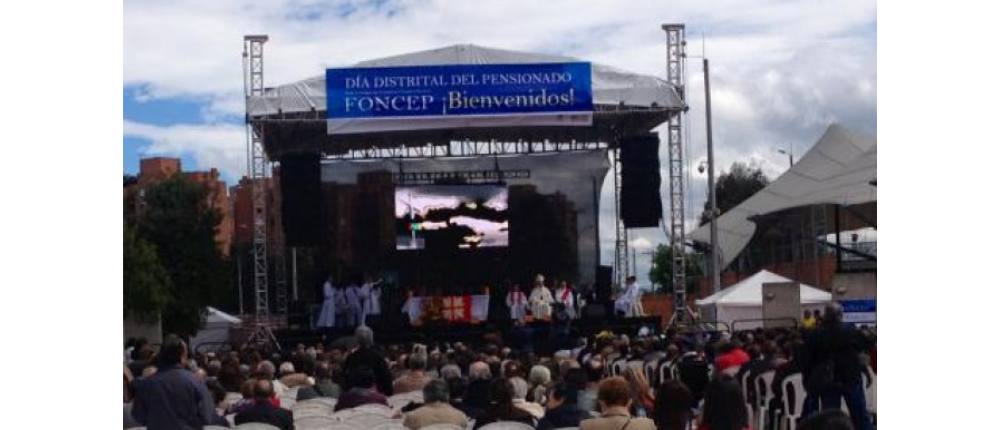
xmin=316 ymin=278 xmax=337 ymax=328
xmin=529 ymin=274 xmax=555 ymax=320
xmin=555 ymin=281 xmax=577 ymax=319
xmin=506 ymin=284 xmax=528 ymax=321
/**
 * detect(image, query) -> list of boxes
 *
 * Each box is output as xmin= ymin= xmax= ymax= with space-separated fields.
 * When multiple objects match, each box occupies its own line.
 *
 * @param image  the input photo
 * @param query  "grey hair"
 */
xmin=257 ymin=360 xmax=275 ymax=378
xmin=423 ymin=379 xmax=450 ymax=403
xmin=408 ymin=352 xmax=428 ymax=371
xmin=355 ymin=326 xmax=374 ymax=348
xmin=440 ymin=364 xmax=462 ymax=380
xmin=509 ymin=377 xmax=529 ymax=400
xmin=469 ymin=361 xmax=491 ymax=380
xmin=529 ymin=365 xmax=551 ymax=385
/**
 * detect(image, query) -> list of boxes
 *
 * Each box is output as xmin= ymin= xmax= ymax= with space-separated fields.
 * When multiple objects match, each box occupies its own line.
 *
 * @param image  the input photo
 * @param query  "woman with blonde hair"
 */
xmin=623 ymin=367 xmax=654 ymax=418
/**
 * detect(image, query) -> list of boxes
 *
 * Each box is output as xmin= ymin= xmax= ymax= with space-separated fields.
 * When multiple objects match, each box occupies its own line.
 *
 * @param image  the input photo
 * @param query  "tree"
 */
xmin=700 ymin=160 xmax=770 ymax=226
xmin=135 ymin=175 xmax=228 ymax=337
xmin=649 ymin=244 xmax=703 ymax=295
xmin=124 ymin=222 xmax=170 ymax=321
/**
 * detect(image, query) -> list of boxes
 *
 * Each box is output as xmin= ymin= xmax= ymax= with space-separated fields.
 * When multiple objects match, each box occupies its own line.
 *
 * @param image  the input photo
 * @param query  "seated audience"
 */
xmin=336 ymin=366 xmax=389 ymax=411
xmin=537 ymin=381 xmax=586 ymax=430
xmin=234 ymin=379 xmax=293 ymax=430
xmin=579 ymin=376 xmax=656 ymax=430
xmin=472 ymin=378 xmax=535 ymax=429
xmin=403 ymin=379 xmax=470 ymax=430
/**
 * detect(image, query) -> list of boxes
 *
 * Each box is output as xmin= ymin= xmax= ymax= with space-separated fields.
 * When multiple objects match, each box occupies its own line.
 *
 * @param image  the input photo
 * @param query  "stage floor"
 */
xmin=274 ymin=316 xmax=662 ymax=351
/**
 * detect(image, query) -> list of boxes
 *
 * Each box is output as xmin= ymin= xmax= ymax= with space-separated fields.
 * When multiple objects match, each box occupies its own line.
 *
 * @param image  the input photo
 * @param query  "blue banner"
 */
xmin=839 ymin=299 xmax=876 ymax=324
xmin=326 ymin=62 xmax=593 ymax=119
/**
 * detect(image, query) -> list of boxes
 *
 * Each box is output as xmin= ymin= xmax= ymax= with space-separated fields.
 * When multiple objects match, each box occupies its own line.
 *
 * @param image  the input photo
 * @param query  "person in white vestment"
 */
xmin=402 ymin=289 xmax=422 ymax=325
xmin=506 ymin=284 xmax=527 ymax=321
xmin=366 ymin=280 xmax=382 ymax=323
xmin=623 ymin=276 xmax=645 ymax=317
xmin=316 ymin=277 xmax=337 ymax=328
xmin=554 ymin=280 xmax=577 ymax=319
xmin=529 ymin=274 xmax=555 ymax=320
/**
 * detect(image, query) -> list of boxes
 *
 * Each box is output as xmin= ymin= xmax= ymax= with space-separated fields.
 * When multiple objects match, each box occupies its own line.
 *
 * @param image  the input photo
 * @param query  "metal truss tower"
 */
xmin=662 ymin=24 xmax=689 ymax=323
xmin=612 ymin=143 xmax=630 ymax=289
xmin=243 ymin=35 xmax=270 ymax=321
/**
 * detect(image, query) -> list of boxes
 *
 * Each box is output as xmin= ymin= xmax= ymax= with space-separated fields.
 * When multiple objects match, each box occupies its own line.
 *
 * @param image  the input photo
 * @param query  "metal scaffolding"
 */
xmin=612 ymin=142 xmax=630 ymax=289
xmin=243 ymin=35 xmax=270 ymax=321
xmin=662 ymin=24 xmax=689 ymax=323
xmin=327 ymin=140 xmax=609 ymax=160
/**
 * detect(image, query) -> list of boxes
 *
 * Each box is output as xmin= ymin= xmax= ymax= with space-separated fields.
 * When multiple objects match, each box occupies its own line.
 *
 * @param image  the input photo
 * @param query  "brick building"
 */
xmin=125 ymin=157 xmax=234 ymax=256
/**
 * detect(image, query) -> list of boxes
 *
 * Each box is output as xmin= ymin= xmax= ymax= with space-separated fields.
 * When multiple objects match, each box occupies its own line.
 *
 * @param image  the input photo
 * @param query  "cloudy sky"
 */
xmin=123 ymin=0 xmax=876 ymax=286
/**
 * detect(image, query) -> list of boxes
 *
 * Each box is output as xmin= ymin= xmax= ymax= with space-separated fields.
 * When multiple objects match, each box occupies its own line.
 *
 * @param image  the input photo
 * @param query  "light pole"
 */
xmin=777 ymin=145 xmax=793 ymax=168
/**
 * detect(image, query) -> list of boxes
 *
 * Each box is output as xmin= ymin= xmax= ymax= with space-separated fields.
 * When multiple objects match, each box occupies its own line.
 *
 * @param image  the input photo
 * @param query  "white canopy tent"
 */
xmin=695 ymin=270 xmax=831 ymax=330
xmin=189 ymin=307 xmax=242 ymax=352
xmin=690 ymin=124 xmax=877 ymax=269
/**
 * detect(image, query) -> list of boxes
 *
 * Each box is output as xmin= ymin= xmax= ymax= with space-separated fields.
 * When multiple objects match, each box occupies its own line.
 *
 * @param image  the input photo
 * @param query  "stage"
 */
xmin=273 ymin=315 xmax=662 ymax=352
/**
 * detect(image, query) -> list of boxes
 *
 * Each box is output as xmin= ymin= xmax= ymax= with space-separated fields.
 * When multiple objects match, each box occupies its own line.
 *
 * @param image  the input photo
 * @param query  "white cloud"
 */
xmin=123 ymin=119 xmax=246 ymax=182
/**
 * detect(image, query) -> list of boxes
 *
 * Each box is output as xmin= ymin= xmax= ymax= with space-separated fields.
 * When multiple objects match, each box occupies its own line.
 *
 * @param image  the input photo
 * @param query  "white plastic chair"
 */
xmin=658 ymin=360 xmax=673 ymax=383
xmin=755 ymin=371 xmax=776 ymax=430
xmin=205 ymin=426 xmax=231 ymax=430
xmin=372 ymin=420 xmax=408 ymax=430
xmin=354 ymin=403 xmax=394 ymax=416
xmin=780 ymin=373 xmax=806 ymax=430
xmin=478 ymin=422 xmax=536 ymax=430
xmin=295 ymin=415 xmax=341 ymax=429
xmin=235 ymin=423 xmax=282 ymax=430
xmin=349 ymin=412 xmax=396 ymax=428
xmin=419 ymin=424 xmax=465 ymax=430
xmin=388 ymin=391 xmax=424 ymax=409
xmin=552 ymin=427 xmax=580 ymax=430
xmin=644 ymin=360 xmax=659 ymax=385
xmin=610 ymin=359 xmax=626 ymax=376
xmin=279 ymin=386 xmax=300 ymax=409
xmin=722 ymin=366 xmax=740 ymax=377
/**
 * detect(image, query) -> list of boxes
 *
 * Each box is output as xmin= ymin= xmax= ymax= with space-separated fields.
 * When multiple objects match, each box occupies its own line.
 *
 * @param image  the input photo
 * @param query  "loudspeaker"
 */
xmin=280 ymin=153 xmax=321 ymax=246
xmin=620 ymin=133 xmax=663 ymax=228
xmin=596 ymin=265 xmax=613 ymax=305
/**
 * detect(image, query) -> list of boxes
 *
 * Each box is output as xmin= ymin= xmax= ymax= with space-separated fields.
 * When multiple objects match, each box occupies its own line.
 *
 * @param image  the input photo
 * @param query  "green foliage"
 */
xmin=134 ymin=175 xmax=227 ymax=337
xmin=649 ymin=244 xmax=703 ymax=295
xmin=124 ymin=223 xmax=170 ymax=321
xmin=700 ymin=160 xmax=770 ymax=226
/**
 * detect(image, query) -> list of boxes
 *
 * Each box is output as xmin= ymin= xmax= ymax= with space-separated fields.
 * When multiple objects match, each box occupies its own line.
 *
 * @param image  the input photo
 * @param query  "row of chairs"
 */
xmin=737 ymin=367 xmax=876 ymax=430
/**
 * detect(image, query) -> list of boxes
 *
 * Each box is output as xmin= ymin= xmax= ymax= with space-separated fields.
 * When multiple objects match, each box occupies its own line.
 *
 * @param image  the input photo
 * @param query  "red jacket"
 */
xmin=715 ymin=348 xmax=751 ymax=372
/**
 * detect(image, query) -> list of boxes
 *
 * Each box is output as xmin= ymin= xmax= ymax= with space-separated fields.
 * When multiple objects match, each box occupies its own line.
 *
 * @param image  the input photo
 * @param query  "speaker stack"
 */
xmin=619 ymin=133 xmax=663 ymax=228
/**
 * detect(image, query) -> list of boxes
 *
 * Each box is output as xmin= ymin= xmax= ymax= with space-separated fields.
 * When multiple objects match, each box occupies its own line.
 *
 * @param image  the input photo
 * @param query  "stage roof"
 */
xmin=247 ymin=44 xmax=684 ymax=155
xmin=690 ymin=124 xmax=877 ymax=269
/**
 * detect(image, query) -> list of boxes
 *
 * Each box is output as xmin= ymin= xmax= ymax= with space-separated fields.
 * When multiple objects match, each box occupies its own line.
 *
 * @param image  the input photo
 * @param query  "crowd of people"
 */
xmin=124 ymin=303 xmax=875 ymax=430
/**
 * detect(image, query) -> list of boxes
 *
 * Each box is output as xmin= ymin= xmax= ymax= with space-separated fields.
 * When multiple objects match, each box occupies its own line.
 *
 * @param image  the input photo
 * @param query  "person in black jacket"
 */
xmin=537 ymin=382 xmax=586 ymax=430
xmin=234 ymin=379 xmax=294 ymax=430
xmin=343 ymin=326 xmax=394 ymax=395
xmin=801 ymin=302 xmax=873 ymax=430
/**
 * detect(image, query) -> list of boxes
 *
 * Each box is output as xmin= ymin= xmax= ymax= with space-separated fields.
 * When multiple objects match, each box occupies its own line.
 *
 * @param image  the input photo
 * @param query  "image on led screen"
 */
xmin=395 ymin=185 xmax=509 ymax=250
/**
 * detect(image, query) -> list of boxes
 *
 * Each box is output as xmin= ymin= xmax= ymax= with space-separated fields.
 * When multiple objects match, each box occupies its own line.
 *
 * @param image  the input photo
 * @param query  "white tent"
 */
xmin=695 ymin=270 xmax=831 ymax=330
xmin=189 ymin=307 xmax=242 ymax=352
xmin=690 ymin=124 xmax=876 ymax=268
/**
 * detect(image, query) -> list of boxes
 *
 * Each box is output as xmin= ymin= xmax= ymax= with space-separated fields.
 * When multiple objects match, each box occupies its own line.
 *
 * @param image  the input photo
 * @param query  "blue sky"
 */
xmin=124 ymin=0 xmax=876 ymax=284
